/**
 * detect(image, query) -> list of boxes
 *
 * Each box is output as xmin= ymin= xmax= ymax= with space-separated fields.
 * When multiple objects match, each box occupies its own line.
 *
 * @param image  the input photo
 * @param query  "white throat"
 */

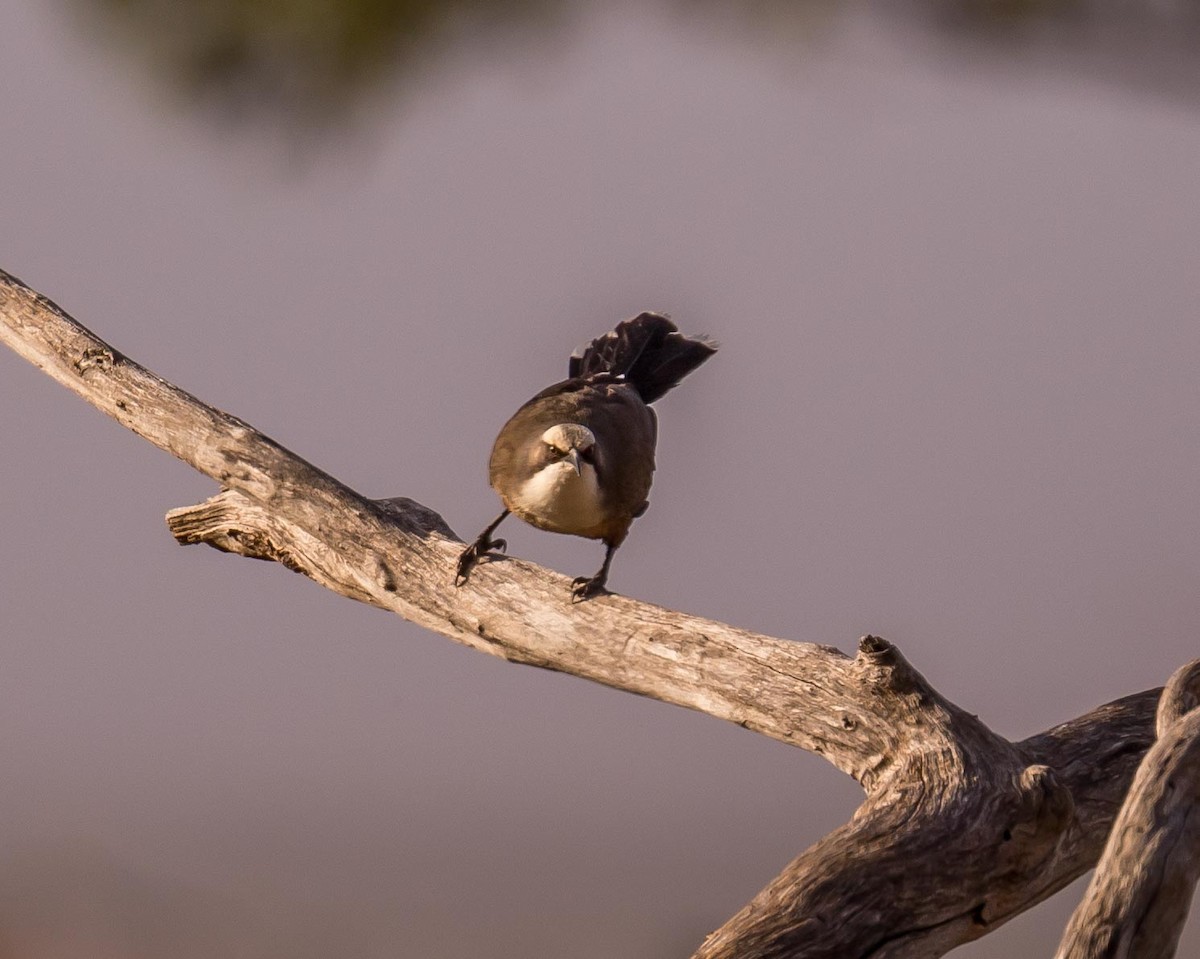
xmin=512 ymin=460 xmax=605 ymax=532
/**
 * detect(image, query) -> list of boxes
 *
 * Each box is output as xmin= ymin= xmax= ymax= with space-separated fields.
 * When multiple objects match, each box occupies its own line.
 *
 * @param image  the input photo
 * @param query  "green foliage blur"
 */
xmin=87 ymin=0 xmax=560 ymax=122
xmin=74 ymin=0 xmax=1200 ymax=127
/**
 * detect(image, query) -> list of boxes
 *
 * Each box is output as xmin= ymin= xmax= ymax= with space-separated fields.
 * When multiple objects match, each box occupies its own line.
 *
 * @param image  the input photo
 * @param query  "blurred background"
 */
xmin=2 ymin=0 xmax=1199 ymax=955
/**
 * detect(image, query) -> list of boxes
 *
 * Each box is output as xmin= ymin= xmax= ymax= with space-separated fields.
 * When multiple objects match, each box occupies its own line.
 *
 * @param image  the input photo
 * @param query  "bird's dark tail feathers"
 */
xmin=568 ymin=312 xmax=717 ymax=404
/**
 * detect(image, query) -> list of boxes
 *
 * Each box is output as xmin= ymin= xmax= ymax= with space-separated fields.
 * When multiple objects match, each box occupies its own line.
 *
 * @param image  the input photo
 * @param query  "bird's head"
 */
xmin=539 ymin=423 xmax=597 ymax=476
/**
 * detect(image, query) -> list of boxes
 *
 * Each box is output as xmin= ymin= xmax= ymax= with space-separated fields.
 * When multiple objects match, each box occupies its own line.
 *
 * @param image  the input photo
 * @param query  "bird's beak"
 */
xmin=566 ymin=449 xmax=582 ymax=476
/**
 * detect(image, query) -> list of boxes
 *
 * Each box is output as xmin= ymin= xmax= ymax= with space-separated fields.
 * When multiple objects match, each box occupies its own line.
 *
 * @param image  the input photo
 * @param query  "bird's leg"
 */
xmin=455 ymin=509 xmax=510 ymax=586
xmin=571 ymin=543 xmax=617 ymax=602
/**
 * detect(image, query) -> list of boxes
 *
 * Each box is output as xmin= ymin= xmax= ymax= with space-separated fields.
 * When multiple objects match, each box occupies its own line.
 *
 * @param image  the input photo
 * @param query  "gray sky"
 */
xmin=1 ymin=2 xmax=1198 ymax=956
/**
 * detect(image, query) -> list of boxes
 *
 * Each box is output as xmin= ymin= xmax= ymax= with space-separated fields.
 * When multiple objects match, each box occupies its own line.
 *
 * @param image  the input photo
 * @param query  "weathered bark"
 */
xmin=0 ymin=267 xmax=1180 ymax=958
xmin=1055 ymin=660 xmax=1200 ymax=959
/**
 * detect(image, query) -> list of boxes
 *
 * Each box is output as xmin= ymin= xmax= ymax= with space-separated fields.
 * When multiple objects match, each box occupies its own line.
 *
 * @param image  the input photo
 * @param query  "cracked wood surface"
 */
xmin=0 ymin=268 xmax=1180 ymax=958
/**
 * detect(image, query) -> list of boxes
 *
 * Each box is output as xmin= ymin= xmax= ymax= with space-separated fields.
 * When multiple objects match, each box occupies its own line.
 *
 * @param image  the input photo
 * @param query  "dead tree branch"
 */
xmin=1055 ymin=659 xmax=1200 ymax=959
xmin=0 ymin=268 xmax=1171 ymax=957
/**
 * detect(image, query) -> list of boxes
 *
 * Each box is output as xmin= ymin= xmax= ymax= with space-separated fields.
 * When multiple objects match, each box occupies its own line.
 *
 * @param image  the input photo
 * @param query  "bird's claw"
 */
xmin=455 ymin=537 xmax=507 ymax=586
xmin=570 ymin=574 xmax=608 ymax=602
xmin=454 ymin=552 xmax=475 ymax=587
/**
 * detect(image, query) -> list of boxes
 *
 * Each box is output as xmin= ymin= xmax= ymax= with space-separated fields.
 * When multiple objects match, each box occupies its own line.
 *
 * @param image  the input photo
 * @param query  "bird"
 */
xmin=455 ymin=312 xmax=717 ymax=601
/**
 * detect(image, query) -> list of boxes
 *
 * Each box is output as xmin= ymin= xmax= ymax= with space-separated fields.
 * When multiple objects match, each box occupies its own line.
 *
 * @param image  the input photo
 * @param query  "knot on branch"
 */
xmin=854 ymin=635 xmax=927 ymax=698
xmin=994 ymin=764 xmax=1074 ymax=875
xmin=74 ymin=343 xmax=118 ymax=375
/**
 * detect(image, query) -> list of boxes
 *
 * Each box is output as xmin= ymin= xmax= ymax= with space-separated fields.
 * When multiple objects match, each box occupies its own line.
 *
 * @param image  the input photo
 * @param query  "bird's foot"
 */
xmin=454 ymin=536 xmax=507 ymax=586
xmin=570 ymin=572 xmax=609 ymax=603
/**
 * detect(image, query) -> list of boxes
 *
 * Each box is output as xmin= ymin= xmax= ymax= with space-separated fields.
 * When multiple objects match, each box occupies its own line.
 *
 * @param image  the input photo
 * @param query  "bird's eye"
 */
xmin=546 ymin=445 xmax=562 ymax=458
xmin=579 ymin=447 xmax=595 ymax=463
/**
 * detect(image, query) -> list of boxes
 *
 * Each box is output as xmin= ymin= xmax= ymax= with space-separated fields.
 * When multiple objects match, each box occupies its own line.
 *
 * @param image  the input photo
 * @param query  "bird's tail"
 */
xmin=568 ymin=312 xmax=717 ymax=404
